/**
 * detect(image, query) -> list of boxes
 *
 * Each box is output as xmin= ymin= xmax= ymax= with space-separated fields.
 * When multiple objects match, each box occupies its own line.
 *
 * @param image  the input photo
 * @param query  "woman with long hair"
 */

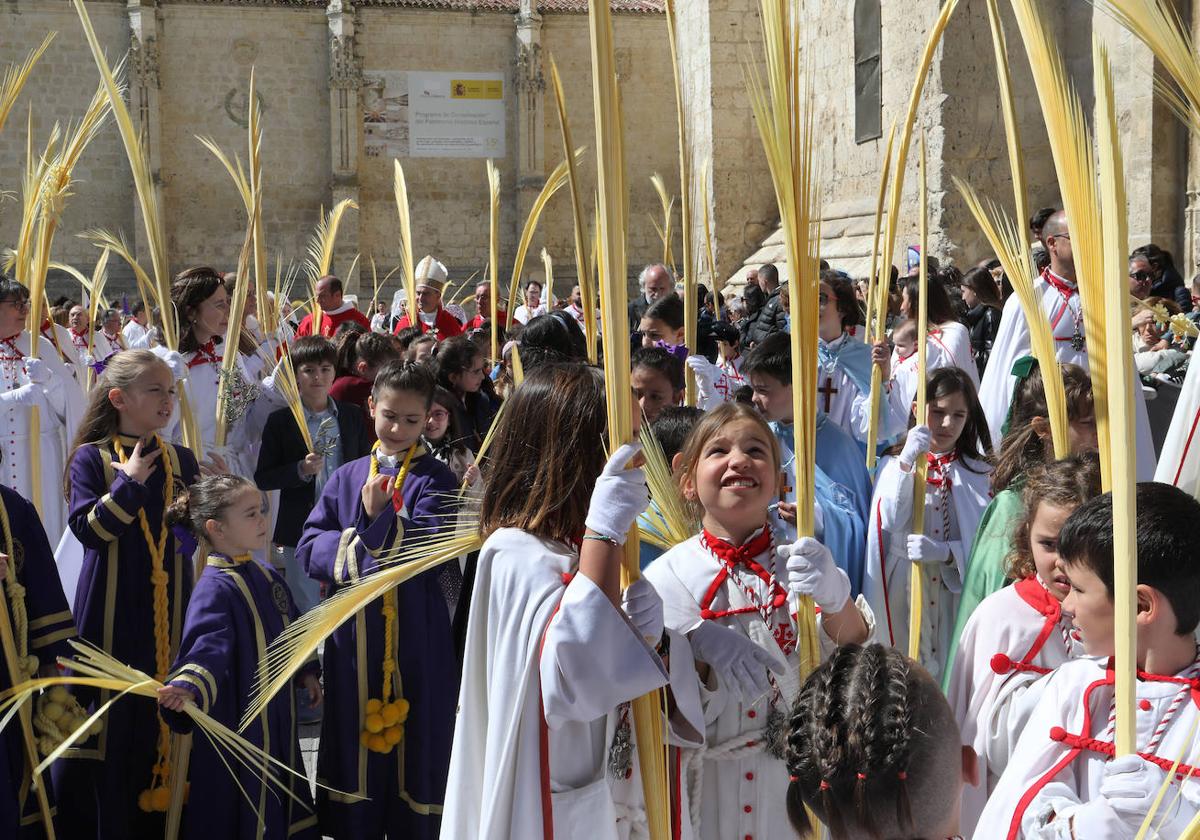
xmin=960 ymin=266 xmax=1003 ymax=376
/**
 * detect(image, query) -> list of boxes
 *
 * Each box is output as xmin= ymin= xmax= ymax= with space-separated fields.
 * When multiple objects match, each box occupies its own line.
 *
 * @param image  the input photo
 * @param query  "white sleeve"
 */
xmin=540 ymin=573 xmax=669 ymax=729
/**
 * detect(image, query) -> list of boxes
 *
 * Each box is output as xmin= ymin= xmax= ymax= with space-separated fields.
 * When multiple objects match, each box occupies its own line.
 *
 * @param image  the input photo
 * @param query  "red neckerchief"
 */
xmin=697 ymin=527 xmax=785 ymax=620
xmin=925 ymin=450 xmax=958 ymax=488
xmin=68 ymin=328 xmax=88 ymax=349
xmin=103 ymin=330 xmax=123 ymax=348
xmin=0 ymin=334 xmax=23 ymax=363
xmin=991 ymin=576 xmax=1072 ymax=677
xmin=187 ymin=339 xmax=220 ymax=369
xmin=1042 ymin=268 xmax=1078 ymax=300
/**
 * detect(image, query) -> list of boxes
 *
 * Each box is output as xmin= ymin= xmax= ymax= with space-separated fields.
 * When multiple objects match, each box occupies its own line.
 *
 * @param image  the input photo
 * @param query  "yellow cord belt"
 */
xmin=360 ymin=443 xmax=415 ymax=754
xmin=111 ymin=435 xmax=178 ymax=813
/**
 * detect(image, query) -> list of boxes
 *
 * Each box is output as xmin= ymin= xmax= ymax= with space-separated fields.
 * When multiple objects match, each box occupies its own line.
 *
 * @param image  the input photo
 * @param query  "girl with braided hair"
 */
xmin=785 ymin=643 xmax=976 ymax=839
xmin=643 ymin=401 xmax=872 ymax=839
xmin=945 ymin=452 xmax=1101 ymax=835
xmin=52 ymin=350 xmax=201 ymax=838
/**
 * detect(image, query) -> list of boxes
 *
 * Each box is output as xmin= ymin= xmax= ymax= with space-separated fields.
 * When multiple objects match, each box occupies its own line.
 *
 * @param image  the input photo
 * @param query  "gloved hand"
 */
xmin=584 ymin=442 xmax=648 ymax=545
xmin=621 ymin=579 xmax=664 ymax=646
xmin=687 ymin=619 xmax=784 ymax=703
xmin=161 ymin=351 xmax=188 ymax=383
xmin=24 ymin=358 xmax=51 ymax=385
xmin=1098 ymin=755 xmax=1176 ymax=831
xmin=898 ymin=424 xmax=932 ymax=471
xmin=779 ymin=537 xmax=851 ymax=612
xmin=82 ymin=354 xmax=97 ymax=371
xmin=685 ymin=356 xmax=721 ymax=408
xmin=906 ymin=534 xmax=951 ymax=566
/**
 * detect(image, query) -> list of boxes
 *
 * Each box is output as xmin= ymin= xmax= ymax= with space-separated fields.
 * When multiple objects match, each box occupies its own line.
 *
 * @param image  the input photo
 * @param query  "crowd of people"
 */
xmin=0 ymin=201 xmax=1197 ymax=840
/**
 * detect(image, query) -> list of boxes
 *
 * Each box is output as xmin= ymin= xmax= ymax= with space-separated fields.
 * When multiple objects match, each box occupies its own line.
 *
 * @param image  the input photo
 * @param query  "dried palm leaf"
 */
xmin=649 ymin=173 xmax=676 ymax=272
xmin=548 ymin=55 xmax=597 ymax=362
xmin=0 ymin=33 xmax=55 ymax=136
xmin=393 ymin=160 xmax=417 ymax=334
xmin=487 ymin=160 xmax=501 ymax=360
xmin=504 ymin=151 xmax=582 ymax=319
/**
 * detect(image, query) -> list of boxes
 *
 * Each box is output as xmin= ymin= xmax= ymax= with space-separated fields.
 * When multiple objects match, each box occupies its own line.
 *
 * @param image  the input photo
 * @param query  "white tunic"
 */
xmin=929 ymin=320 xmax=979 ymax=385
xmin=978 ymin=272 xmax=1156 ymax=479
xmin=978 ymin=656 xmax=1200 ymax=839
xmin=644 ymin=533 xmax=875 ymax=840
xmin=862 ymin=453 xmax=991 ymax=679
xmin=442 ymin=528 xmax=703 ymax=840
xmin=0 ymin=332 xmax=83 ymax=543
xmin=947 ymin=578 xmax=1083 ymax=836
xmin=123 ymin=319 xmax=151 ymax=348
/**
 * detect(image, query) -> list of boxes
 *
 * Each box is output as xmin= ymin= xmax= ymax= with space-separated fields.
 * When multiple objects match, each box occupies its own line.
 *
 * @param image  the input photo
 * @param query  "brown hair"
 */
xmin=1005 ymin=451 xmax=1102 ymax=580
xmin=166 ymin=473 xmax=257 ymax=537
xmin=991 ymin=362 xmax=1093 ymax=493
xmin=171 ymin=266 xmax=257 ymax=355
xmin=675 ymin=401 xmax=782 ymax=521
xmin=479 ymin=363 xmax=607 ymax=544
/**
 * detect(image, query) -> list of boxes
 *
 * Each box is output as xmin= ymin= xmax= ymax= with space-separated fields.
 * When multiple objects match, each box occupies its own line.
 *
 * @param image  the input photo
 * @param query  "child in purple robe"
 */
xmin=0 ymin=481 xmax=78 ymax=838
xmin=297 ymin=361 xmax=459 ymax=839
xmin=52 ymin=350 xmax=200 ymax=839
xmin=158 ymin=474 xmax=321 ymax=840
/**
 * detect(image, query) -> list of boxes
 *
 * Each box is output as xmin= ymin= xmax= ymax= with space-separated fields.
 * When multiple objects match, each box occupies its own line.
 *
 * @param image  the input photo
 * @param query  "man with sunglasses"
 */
xmin=0 ymin=279 xmax=83 ymax=543
xmin=1128 ymin=254 xmax=1154 ymax=301
xmin=977 ymin=210 xmax=1157 ymax=480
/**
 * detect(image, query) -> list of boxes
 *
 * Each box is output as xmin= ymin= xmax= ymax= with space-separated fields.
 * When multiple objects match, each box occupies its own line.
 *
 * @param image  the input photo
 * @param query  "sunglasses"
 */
xmin=1129 ymin=271 xmax=1153 ymax=283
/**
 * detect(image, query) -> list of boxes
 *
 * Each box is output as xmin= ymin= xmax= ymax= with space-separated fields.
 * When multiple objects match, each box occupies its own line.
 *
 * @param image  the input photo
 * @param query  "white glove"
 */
xmin=621 ymin=579 xmax=664 ymax=646
xmin=162 ymin=351 xmax=188 ymax=382
xmin=82 ymin=355 xmax=97 ymax=370
xmin=906 ymin=534 xmax=951 ymax=566
xmin=1060 ymin=755 xmax=1187 ymax=837
xmin=685 ymin=356 xmax=721 ymax=408
xmin=687 ymin=619 xmax=783 ymax=703
xmin=584 ymin=442 xmax=649 ymax=545
xmin=780 ymin=537 xmax=851 ymax=613
xmin=898 ymin=424 xmax=932 ymax=470
xmin=24 ymin=358 xmax=51 ymax=385
xmin=813 ymin=498 xmax=824 ymax=539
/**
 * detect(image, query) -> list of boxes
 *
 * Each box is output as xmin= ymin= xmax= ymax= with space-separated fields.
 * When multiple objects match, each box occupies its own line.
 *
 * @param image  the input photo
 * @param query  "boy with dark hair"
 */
xmin=255 ymin=335 xmax=371 ymax=616
xmin=631 ymin=346 xmax=685 ymax=424
xmin=981 ymin=482 xmax=1200 ymax=837
xmin=298 ymin=358 xmax=459 ymax=838
xmin=742 ymin=333 xmax=870 ymax=593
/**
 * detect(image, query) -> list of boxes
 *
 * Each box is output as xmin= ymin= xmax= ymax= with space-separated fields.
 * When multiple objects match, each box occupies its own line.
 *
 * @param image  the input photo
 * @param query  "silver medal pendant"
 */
xmin=1071 ymin=330 xmax=1085 ymax=351
xmin=608 ymin=707 xmax=634 ymax=779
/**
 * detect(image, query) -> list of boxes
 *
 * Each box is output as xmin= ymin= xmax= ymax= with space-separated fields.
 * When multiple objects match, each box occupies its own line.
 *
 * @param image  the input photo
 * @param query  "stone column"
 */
xmin=327 ymin=1 xmax=363 ymax=291
xmin=126 ymin=0 xmax=164 ymax=274
xmin=674 ymin=0 xmax=773 ymax=288
xmin=514 ymin=6 xmax=546 ymax=281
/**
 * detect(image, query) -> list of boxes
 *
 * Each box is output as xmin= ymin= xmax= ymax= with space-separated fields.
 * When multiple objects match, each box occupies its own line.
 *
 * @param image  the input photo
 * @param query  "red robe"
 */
xmin=393 ymin=308 xmax=464 ymax=341
xmin=465 ymin=309 xmax=509 ymax=331
xmin=296 ymin=305 xmax=371 ymax=338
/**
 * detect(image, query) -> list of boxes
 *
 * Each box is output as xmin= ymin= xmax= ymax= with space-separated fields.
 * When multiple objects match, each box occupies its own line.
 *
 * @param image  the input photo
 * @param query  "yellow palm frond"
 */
xmin=649 ymin=173 xmax=676 ymax=272
xmin=393 ymin=160 xmax=417 ymax=330
xmin=242 ymin=525 xmax=482 ymax=728
xmin=0 ymin=33 xmax=55 ymax=136
xmin=505 ymin=150 xmax=583 ymax=319
xmin=305 ymin=198 xmax=358 ymax=282
xmin=487 ymin=160 xmax=501 ymax=360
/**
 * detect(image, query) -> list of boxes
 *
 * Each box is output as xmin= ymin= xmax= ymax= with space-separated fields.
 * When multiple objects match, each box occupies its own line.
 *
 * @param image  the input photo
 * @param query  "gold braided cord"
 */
xmin=361 ymin=442 xmax=417 ymax=753
xmin=110 ymin=434 xmax=177 ymax=811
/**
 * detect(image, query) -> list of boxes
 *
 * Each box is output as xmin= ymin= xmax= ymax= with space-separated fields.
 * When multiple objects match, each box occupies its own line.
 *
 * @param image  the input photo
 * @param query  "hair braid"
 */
xmin=845 ymin=642 xmax=887 ymax=837
xmin=880 ymin=651 xmax=915 ymax=833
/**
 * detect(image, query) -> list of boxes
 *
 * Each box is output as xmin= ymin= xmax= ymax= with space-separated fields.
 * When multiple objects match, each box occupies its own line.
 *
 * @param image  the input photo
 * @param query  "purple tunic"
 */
xmin=0 ymin=484 xmax=77 ymax=838
xmin=162 ymin=554 xmax=320 ymax=840
xmin=52 ymin=434 xmax=199 ymax=840
xmin=298 ymin=451 xmax=459 ymax=839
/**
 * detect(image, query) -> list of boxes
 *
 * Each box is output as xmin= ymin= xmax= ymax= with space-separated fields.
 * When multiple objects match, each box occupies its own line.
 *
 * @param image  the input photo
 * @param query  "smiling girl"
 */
xmin=945 ymin=452 xmax=1101 ymax=835
xmin=53 ymin=350 xmax=200 ymax=837
xmin=297 ymin=360 xmax=459 ymax=838
xmin=159 ymin=474 xmax=321 ymax=839
xmin=862 ymin=367 xmax=992 ymax=680
xmin=644 ymin=401 xmax=872 ymax=839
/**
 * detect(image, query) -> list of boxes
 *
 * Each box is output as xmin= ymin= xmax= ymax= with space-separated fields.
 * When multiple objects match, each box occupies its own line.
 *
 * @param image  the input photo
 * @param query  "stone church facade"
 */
xmin=0 ymin=0 xmax=1196 ymax=298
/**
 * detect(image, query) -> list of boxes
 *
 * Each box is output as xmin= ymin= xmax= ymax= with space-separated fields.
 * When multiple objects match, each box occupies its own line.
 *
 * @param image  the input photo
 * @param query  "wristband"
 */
xmin=582 ymin=533 xmax=620 ymax=546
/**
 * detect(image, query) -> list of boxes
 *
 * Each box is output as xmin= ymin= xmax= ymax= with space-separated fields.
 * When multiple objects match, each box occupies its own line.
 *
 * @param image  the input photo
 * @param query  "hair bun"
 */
xmin=165 ymin=489 xmax=192 ymax=531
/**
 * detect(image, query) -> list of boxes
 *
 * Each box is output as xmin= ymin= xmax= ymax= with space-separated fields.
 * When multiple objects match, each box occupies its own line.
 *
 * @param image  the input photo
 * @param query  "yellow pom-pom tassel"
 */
xmin=138 ymin=790 xmax=153 ymax=813
xmin=381 ymin=704 xmax=401 ymax=727
xmin=150 ymin=786 xmax=170 ymax=812
xmin=384 ymin=725 xmax=403 ymax=746
xmin=368 ymin=733 xmax=388 ymax=753
xmin=365 ymin=713 xmax=384 ymax=734
xmin=48 ymin=686 xmax=69 ymax=704
xmin=366 ymin=698 xmax=383 ymax=715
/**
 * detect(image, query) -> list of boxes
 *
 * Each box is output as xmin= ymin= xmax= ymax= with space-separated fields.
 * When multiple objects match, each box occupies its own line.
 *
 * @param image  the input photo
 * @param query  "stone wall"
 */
xmin=0 ymin=0 xmax=676 ymax=303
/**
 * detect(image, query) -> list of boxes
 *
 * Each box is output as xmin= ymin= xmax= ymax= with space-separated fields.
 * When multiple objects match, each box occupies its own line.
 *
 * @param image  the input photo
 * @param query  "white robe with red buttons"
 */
xmin=977 ymin=656 xmax=1200 ymax=839
xmin=862 ymin=453 xmax=991 ymax=680
xmin=644 ymin=534 xmax=875 ymax=840
xmin=946 ymin=578 xmax=1083 ymax=837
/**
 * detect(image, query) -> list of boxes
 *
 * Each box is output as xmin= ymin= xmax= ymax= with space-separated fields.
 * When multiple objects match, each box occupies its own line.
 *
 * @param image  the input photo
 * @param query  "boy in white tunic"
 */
xmin=644 ymin=402 xmax=874 ymax=840
xmin=979 ymin=483 xmax=1200 ymax=838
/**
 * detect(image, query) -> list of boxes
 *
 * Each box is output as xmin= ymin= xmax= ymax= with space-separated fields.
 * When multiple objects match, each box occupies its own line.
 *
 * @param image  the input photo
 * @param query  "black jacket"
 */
xmin=963 ymin=304 xmax=1002 ymax=376
xmin=747 ymin=287 xmax=787 ymax=346
xmin=254 ymin=399 xmax=371 ymax=547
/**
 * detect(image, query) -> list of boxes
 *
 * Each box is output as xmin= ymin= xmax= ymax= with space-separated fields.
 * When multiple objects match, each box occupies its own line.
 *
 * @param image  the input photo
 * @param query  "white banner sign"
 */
xmin=407 ymin=71 xmax=505 ymax=158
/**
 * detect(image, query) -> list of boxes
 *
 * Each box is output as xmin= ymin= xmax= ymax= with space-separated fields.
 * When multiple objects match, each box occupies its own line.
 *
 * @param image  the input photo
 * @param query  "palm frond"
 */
xmin=0 ymin=33 xmax=55 ymax=136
